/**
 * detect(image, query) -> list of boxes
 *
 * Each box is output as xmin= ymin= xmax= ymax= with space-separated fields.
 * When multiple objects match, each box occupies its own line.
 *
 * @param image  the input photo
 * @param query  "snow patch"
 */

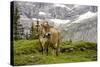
xmin=50 ymin=19 xmax=70 ymax=27
xmin=50 ymin=19 xmax=70 ymax=24
xmin=54 ymin=4 xmax=66 ymax=8
xmin=72 ymin=11 xmax=97 ymax=23
xmin=53 ymin=4 xmax=71 ymax=10
xmin=39 ymin=12 xmax=46 ymax=15
xmin=32 ymin=18 xmax=37 ymax=21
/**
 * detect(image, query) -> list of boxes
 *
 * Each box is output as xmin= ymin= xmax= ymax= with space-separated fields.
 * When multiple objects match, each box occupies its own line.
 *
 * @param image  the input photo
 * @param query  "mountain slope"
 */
xmin=60 ymin=12 xmax=97 ymax=42
xmin=14 ymin=2 xmax=97 ymax=42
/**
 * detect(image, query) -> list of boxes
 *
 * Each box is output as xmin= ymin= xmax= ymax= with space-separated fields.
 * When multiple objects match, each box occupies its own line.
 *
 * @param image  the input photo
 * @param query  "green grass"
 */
xmin=60 ymin=41 xmax=97 ymax=52
xmin=13 ymin=40 xmax=97 ymax=66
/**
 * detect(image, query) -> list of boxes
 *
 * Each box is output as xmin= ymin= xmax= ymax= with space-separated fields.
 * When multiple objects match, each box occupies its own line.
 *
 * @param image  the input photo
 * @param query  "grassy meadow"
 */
xmin=13 ymin=40 xmax=97 ymax=66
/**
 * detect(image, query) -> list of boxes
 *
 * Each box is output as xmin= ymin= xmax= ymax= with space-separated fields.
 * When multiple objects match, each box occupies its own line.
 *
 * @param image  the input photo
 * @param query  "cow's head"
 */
xmin=33 ymin=20 xmax=45 ymax=37
xmin=34 ymin=20 xmax=51 ymax=38
xmin=41 ymin=21 xmax=52 ymax=38
xmin=42 ymin=21 xmax=49 ymax=28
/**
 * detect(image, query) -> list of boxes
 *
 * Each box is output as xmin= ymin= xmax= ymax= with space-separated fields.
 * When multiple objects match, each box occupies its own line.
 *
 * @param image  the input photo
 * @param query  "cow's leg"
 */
xmin=41 ymin=43 xmax=45 ymax=55
xmin=43 ymin=43 xmax=46 ymax=55
xmin=46 ymin=44 xmax=49 ymax=56
xmin=39 ymin=39 xmax=44 ymax=55
xmin=52 ymin=44 xmax=57 ymax=56
xmin=46 ymin=41 xmax=49 ymax=56
xmin=56 ymin=47 xmax=59 ymax=56
xmin=41 ymin=45 xmax=44 ymax=55
xmin=51 ymin=44 xmax=54 ymax=55
xmin=40 ymin=43 xmax=43 ymax=55
xmin=41 ymin=40 xmax=46 ymax=55
xmin=40 ymin=43 xmax=44 ymax=55
xmin=52 ymin=48 xmax=55 ymax=56
xmin=55 ymin=43 xmax=59 ymax=56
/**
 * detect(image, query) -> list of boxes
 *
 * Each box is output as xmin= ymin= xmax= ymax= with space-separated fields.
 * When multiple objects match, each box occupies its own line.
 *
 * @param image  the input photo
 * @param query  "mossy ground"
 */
xmin=13 ymin=40 xmax=97 ymax=66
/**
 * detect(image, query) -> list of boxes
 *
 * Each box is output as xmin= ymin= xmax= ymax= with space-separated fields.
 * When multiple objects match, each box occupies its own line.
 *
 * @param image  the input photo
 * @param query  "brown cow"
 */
xmin=41 ymin=21 xmax=60 ymax=56
xmin=35 ymin=20 xmax=60 ymax=56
